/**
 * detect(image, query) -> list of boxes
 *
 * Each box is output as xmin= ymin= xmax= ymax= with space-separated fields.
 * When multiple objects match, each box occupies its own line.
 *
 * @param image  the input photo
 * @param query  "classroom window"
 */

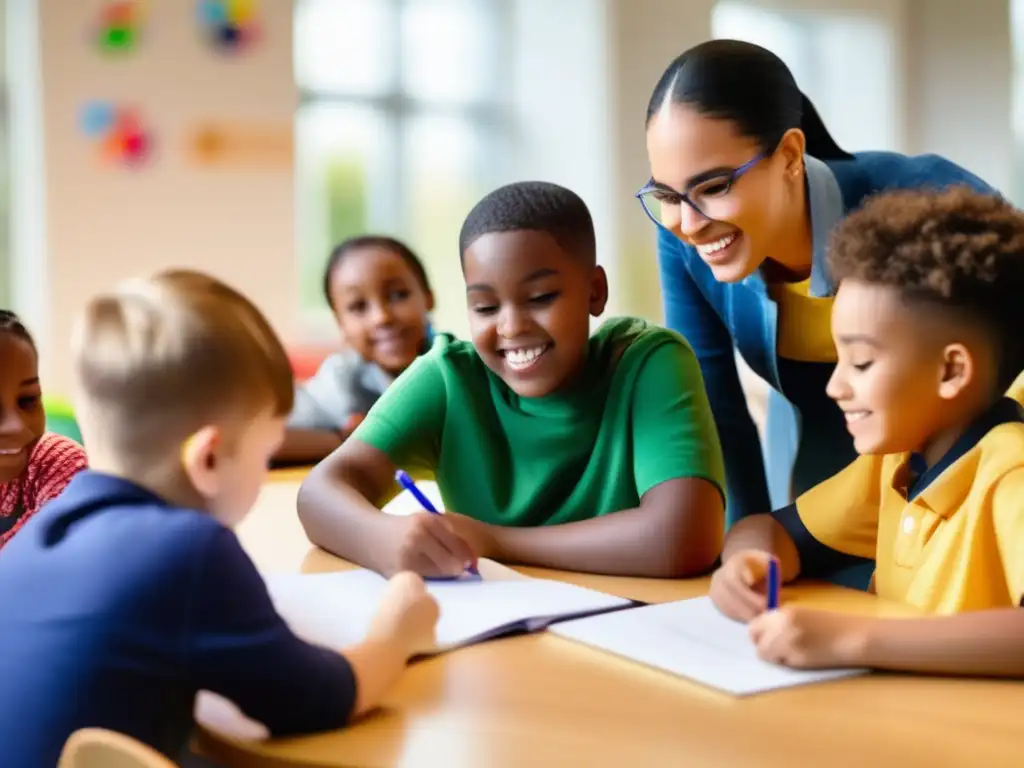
xmin=294 ymin=0 xmax=508 ymax=339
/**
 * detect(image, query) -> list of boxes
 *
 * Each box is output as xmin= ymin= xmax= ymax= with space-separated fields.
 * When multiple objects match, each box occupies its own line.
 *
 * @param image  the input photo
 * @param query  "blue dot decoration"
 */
xmin=198 ymin=0 xmax=226 ymax=26
xmin=79 ymin=101 xmax=115 ymax=136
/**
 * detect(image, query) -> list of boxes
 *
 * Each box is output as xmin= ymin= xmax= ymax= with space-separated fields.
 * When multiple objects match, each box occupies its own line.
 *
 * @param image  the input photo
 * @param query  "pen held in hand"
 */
xmin=394 ymin=469 xmax=480 ymax=577
xmin=766 ymin=557 xmax=780 ymax=611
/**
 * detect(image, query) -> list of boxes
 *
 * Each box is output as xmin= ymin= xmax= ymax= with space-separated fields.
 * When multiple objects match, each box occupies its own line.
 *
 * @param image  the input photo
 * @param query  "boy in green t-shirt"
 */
xmin=298 ymin=181 xmax=726 ymax=578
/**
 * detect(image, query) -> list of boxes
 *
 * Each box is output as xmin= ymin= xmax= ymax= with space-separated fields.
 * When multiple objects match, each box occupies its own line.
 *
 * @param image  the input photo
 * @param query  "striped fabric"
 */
xmin=0 ymin=433 xmax=87 ymax=548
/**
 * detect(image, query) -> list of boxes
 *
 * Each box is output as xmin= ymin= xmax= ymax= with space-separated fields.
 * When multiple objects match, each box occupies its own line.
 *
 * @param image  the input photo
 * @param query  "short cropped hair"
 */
xmin=828 ymin=186 xmax=1024 ymax=391
xmin=323 ymin=235 xmax=433 ymax=312
xmin=72 ymin=269 xmax=293 ymax=461
xmin=0 ymin=309 xmax=35 ymax=351
xmin=458 ymin=181 xmax=597 ymax=265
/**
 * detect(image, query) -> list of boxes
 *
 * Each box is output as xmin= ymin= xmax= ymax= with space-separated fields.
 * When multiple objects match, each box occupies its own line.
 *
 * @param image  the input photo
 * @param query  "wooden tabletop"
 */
xmin=195 ymin=471 xmax=1024 ymax=767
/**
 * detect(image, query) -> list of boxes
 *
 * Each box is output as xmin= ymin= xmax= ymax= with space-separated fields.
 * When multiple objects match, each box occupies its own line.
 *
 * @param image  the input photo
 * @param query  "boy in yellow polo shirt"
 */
xmin=710 ymin=186 xmax=1024 ymax=678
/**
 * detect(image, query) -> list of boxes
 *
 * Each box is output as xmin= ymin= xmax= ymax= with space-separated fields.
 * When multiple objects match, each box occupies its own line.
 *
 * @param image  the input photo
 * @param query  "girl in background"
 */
xmin=275 ymin=236 xmax=435 ymax=464
xmin=0 ymin=310 xmax=87 ymax=548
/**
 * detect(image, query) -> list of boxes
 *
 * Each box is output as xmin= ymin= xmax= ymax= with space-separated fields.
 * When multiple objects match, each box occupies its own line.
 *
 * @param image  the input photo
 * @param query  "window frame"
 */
xmin=294 ymin=0 xmax=512 ymax=336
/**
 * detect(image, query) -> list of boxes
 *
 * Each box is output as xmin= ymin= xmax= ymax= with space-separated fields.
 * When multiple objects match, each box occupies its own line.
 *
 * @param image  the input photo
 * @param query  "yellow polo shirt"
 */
xmin=772 ymin=398 xmax=1024 ymax=613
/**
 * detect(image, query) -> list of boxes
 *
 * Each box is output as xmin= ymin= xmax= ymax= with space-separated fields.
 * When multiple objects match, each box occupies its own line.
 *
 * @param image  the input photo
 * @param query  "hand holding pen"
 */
xmin=709 ymin=550 xmax=781 ymax=622
xmin=392 ymin=469 xmax=480 ymax=579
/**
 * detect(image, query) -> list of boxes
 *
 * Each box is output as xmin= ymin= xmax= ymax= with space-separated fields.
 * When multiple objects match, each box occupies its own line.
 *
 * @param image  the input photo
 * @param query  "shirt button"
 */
xmin=902 ymin=516 xmax=915 ymax=534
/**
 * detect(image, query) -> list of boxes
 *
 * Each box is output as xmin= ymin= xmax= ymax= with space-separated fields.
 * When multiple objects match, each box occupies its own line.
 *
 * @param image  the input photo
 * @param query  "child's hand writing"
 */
xmin=709 ymin=549 xmax=774 ymax=621
xmin=367 ymin=571 xmax=440 ymax=658
xmin=390 ymin=513 xmax=477 ymax=578
xmin=748 ymin=606 xmax=870 ymax=669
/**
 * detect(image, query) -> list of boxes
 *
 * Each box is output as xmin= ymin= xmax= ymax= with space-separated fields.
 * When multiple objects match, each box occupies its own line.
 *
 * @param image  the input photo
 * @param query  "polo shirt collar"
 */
xmin=903 ymin=397 xmax=1024 ymax=504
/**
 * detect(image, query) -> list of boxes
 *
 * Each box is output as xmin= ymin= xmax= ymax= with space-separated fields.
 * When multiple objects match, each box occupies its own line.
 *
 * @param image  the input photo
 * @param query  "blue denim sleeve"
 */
xmin=656 ymin=227 xmax=771 ymax=525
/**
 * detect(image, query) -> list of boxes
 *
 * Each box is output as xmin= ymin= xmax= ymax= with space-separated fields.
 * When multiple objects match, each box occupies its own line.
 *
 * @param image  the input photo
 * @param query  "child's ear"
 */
xmin=425 ymin=290 xmax=436 ymax=313
xmin=937 ymin=342 xmax=974 ymax=400
xmin=589 ymin=266 xmax=609 ymax=316
xmin=180 ymin=425 xmax=223 ymax=498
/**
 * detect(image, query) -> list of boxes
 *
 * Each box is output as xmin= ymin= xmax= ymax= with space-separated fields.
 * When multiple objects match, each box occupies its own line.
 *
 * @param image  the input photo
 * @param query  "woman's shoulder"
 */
xmin=832 ymin=151 xmax=997 ymax=196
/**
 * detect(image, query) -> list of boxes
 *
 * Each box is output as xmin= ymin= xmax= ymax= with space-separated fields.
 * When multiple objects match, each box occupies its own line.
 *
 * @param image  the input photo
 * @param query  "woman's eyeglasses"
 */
xmin=636 ymin=154 xmax=764 ymax=225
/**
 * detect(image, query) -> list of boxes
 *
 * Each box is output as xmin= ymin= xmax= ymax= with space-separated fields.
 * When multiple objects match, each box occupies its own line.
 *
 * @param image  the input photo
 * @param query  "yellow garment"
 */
xmin=768 ymin=278 xmax=837 ymax=363
xmin=789 ymin=414 xmax=1024 ymax=613
xmin=1007 ymin=369 xmax=1024 ymax=405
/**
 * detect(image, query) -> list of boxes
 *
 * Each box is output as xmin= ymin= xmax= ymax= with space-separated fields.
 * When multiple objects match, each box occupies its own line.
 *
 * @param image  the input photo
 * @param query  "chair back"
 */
xmin=58 ymin=728 xmax=178 ymax=768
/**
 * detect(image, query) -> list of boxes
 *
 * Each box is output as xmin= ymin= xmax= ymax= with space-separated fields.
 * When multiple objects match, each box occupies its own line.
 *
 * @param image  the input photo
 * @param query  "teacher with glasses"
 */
xmin=639 ymin=39 xmax=995 ymax=587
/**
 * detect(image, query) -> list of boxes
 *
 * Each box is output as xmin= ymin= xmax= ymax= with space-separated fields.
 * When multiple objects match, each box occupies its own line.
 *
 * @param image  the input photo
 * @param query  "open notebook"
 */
xmin=263 ymin=559 xmax=635 ymax=656
xmin=550 ymin=597 xmax=869 ymax=696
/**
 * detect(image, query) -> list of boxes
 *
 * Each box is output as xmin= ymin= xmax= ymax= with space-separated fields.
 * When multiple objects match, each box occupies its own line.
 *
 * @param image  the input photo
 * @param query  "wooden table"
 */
xmin=196 ymin=472 xmax=1024 ymax=767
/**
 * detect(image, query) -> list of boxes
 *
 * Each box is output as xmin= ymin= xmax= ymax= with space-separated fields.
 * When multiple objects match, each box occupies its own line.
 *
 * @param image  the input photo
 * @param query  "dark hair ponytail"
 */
xmin=797 ymin=92 xmax=851 ymax=161
xmin=646 ymin=39 xmax=854 ymax=161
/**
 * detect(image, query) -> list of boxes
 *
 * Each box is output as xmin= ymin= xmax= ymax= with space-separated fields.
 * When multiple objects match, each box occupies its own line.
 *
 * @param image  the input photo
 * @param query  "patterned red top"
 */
xmin=0 ymin=433 xmax=88 ymax=548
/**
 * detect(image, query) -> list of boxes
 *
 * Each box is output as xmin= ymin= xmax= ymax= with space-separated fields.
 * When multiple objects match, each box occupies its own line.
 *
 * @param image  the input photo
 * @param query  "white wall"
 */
xmin=26 ymin=0 xmax=298 ymax=392
xmin=904 ymin=0 xmax=1013 ymax=192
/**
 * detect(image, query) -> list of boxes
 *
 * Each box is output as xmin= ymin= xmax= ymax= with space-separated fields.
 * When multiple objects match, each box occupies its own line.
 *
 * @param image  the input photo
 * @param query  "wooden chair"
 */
xmin=58 ymin=728 xmax=178 ymax=768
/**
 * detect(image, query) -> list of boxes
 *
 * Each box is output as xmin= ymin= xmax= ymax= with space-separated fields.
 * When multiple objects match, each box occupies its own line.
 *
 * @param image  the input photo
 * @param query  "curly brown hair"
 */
xmin=827 ymin=185 xmax=1024 ymax=391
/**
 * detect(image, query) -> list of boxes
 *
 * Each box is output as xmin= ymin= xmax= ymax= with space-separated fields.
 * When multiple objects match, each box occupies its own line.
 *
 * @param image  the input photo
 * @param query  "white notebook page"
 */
xmin=551 ymin=597 xmax=868 ymax=696
xmin=263 ymin=559 xmax=631 ymax=654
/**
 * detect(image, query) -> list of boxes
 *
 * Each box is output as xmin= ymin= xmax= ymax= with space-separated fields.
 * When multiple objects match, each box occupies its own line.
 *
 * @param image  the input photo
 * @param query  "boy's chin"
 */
xmin=501 ymin=375 xmax=559 ymax=399
xmin=852 ymin=431 xmax=899 ymax=456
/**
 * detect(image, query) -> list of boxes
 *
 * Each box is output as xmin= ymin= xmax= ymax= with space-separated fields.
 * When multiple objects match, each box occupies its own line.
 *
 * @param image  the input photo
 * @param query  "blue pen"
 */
xmin=394 ymin=469 xmax=480 ymax=577
xmin=766 ymin=557 xmax=780 ymax=610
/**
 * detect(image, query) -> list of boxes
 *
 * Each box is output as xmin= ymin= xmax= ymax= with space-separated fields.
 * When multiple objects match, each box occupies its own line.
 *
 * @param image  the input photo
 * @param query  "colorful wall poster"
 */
xmin=94 ymin=1 xmax=145 ymax=54
xmin=186 ymin=120 xmax=292 ymax=169
xmin=79 ymin=101 xmax=153 ymax=167
xmin=197 ymin=0 xmax=261 ymax=53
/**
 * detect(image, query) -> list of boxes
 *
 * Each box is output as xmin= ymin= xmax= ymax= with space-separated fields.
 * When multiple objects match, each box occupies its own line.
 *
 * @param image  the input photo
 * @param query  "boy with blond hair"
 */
xmin=0 ymin=270 xmax=439 ymax=768
xmin=711 ymin=188 xmax=1024 ymax=677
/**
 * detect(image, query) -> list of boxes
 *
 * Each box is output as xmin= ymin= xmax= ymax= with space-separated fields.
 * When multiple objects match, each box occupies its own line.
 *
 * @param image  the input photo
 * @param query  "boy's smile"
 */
xmin=463 ymin=230 xmax=607 ymax=398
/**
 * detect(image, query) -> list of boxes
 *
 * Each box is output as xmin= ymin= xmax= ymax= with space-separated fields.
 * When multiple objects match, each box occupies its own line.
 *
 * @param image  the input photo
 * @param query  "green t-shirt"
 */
xmin=351 ymin=316 xmax=725 ymax=526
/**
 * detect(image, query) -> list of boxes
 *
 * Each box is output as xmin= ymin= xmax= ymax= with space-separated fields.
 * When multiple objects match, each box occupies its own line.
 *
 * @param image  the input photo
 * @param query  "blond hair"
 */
xmin=72 ymin=269 xmax=293 ymax=462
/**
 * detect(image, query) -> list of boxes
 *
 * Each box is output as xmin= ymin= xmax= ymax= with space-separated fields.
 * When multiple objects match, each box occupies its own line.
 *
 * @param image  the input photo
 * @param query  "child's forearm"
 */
xmin=297 ymin=467 xmax=399 ymax=573
xmin=854 ymin=609 xmax=1024 ymax=677
xmin=722 ymin=514 xmax=801 ymax=582
xmin=492 ymin=490 xmax=723 ymax=578
xmin=341 ymin=639 xmax=410 ymax=718
xmin=274 ymin=428 xmax=343 ymax=465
